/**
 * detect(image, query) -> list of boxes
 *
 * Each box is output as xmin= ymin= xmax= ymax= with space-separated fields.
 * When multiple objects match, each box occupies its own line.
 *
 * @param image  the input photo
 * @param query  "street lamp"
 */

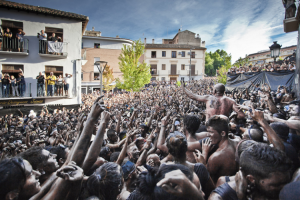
xmin=94 ymin=60 xmax=107 ymax=96
xmin=269 ymin=41 xmax=282 ymax=63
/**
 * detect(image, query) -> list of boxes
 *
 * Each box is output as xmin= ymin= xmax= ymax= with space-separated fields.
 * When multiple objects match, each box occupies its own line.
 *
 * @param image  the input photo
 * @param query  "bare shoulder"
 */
xmin=208 ymin=191 xmax=223 ymax=200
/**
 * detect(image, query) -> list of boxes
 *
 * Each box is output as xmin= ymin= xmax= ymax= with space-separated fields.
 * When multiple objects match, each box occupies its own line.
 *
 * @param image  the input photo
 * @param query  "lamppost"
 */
xmin=94 ymin=60 xmax=107 ymax=96
xmin=269 ymin=41 xmax=282 ymax=63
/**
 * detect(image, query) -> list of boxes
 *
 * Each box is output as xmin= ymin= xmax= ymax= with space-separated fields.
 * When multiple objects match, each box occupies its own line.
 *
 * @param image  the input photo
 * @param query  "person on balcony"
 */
xmin=10 ymin=75 xmax=19 ymax=97
xmin=17 ymin=69 xmax=26 ymax=97
xmin=56 ymin=75 xmax=63 ymax=96
xmin=3 ymin=28 xmax=12 ymax=52
xmin=16 ymin=29 xmax=25 ymax=52
xmin=37 ymin=30 xmax=47 ymax=54
xmin=63 ymin=73 xmax=72 ymax=96
xmin=36 ymin=72 xmax=45 ymax=97
xmin=48 ymin=33 xmax=62 ymax=55
xmin=46 ymin=72 xmax=56 ymax=97
xmin=1 ymin=74 xmax=10 ymax=98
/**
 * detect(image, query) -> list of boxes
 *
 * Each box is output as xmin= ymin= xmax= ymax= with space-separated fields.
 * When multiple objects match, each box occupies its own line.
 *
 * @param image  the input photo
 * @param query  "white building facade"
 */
xmin=144 ymin=30 xmax=206 ymax=82
xmin=0 ymin=1 xmax=89 ymax=106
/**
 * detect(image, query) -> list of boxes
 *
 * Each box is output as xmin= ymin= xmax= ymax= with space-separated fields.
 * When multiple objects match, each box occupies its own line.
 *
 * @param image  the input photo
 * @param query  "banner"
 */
xmin=225 ymin=71 xmax=295 ymax=91
xmin=48 ymin=41 xmax=63 ymax=53
xmin=0 ymin=98 xmax=45 ymax=105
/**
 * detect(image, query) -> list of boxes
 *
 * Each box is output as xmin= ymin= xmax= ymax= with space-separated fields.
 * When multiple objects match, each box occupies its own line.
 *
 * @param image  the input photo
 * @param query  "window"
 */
xmin=151 ymin=51 xmax=156 ymax=58
xmin=45 ymin=27 xmax=63 ymax=42
xmin=162 ymin=64 xmax=166 ymax=70
xmin=172 ymin=51 xmax=176 ymax=58
xmin=191 ymin=52 xmax=195 ymax=58
xmin=94 ymin=43 xmax=100 ymax=48
xmin=181 ymin=64 xmax=185 ymax=70
xmin=1 ymin=20 xmax=24 ymax=52
xmin=161 ymin=77 xmax=165 ymax=81
xmin=94 ymin=72 xmax=100 ymax=80
xmin=151 ymin=64 xmax=157 ymax=75
xmin=181 ymin=77 xmax=185 ymax=81
xmin=162 ymin=51 xmax=166 ymax=57
xmin=2 ymin=65 xmax=24 ymax=79
xmin=182 ymin=51 xmax=185 ymax=57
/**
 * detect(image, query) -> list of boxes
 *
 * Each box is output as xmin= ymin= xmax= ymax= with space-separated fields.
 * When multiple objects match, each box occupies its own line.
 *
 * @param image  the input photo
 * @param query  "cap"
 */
xmin=122 ymin=161 xmax=136 ymax=180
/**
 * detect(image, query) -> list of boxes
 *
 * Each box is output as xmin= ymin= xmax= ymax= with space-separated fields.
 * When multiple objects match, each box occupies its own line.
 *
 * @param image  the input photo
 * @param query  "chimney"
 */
xmin=92 ymin=27 xmax=95 ymax=31
xmin=99 ymin=31 xmax=101 ymax=36
xmin=144 ymin=38 xmax=147 ymax=44
xmin=201 ymin=41 xmax=206 ymax=47
xmin=178 ymin=28 xmax=181 ymax=32
xmin=152 ymin=39 xmax=154 ymax=44
xmin=116 ymin=35 xmax=119 ymax=38
xmin=197 ymin=34 xmax=199 ymax=38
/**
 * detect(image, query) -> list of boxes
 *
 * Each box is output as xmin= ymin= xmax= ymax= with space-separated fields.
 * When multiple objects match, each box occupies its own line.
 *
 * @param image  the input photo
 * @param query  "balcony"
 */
xmin=151 ymin=69 xmax=158 ymax=76
xmin=0 ymin=83 xmax=32 ymax=99
xmin=0 ymin=37 xmax=29 ymax=55
xmin=168 ymin=70 xmax=180 ymax=76
xmin=187 ymin=70 xmax=198 ymax=76
xmin=283 ymin=2 xmax=299 ymax=33
xmin=39 ymin=41 xmax=68 ymax=58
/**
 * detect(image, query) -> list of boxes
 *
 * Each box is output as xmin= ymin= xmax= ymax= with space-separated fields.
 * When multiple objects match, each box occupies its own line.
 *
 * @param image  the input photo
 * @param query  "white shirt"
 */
xmin=64 ymin=75 xmax=71 ymax=84
xmin=39 ymin=33 xmax=47 ymax=41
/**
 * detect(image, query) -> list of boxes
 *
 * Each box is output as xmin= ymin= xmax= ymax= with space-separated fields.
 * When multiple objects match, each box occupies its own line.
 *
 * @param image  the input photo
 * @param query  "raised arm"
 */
xmin=182 ymin=81 xmax=209 ymax=102
xmin=82 ymin=111 xmax=110 ymax=173
xmin=157 ymin=113 xmax=170 ymax=154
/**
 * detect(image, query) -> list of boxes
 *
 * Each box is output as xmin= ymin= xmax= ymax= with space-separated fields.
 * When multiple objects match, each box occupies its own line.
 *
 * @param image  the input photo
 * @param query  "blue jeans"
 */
xmin=47 ymin=85 xmax=54 ymax=96
xmin=19 ymin=83 xmax=25 ymax=97
xmin=37 ymin=83 xmax=44 ymax=96
xmin=2 ymin=84 xmax=9 ymax=98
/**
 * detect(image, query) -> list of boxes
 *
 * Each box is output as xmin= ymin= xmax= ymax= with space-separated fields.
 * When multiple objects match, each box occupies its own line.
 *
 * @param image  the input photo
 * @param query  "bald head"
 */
xmin=214 ymin=83 xmax=225 ymax=95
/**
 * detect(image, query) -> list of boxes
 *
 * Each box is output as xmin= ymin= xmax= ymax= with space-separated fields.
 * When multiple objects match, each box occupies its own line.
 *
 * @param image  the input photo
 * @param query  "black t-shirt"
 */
xmin=37 ymin=75 xmax=45 ymax=84
xmin=49 ymin=36 xmax=58 ymax=41
xmin=2 ymin=78 xmax=9 ymax=84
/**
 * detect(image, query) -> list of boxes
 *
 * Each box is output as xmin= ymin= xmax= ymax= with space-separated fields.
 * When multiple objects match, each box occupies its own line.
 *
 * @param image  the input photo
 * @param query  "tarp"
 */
xmin=225 ymin=71 xmax=295 ymax=91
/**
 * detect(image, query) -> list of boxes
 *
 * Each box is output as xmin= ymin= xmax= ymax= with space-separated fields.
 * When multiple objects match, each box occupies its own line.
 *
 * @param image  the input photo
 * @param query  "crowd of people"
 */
xmin=0 ymin=79 xmax=299 ymax=200
xmin=228 ymin=61 xmax=296 ymax=74
xmin=0 ymin=71 xmax=72 ymax=98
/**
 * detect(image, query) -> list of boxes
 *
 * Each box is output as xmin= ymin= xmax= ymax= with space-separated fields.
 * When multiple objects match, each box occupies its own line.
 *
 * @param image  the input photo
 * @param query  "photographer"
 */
xmin=37 ymin=29 xmax=47 ymax=54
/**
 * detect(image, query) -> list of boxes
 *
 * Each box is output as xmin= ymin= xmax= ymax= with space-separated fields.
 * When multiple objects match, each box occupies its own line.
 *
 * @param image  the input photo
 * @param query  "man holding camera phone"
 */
xmin=37 ymin=29 xmax=47 ymax=53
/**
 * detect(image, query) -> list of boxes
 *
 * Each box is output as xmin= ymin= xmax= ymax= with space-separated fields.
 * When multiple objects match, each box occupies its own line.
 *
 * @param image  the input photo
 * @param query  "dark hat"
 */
xmin=279 ymin=181 xmax=300 ymax=200
xmin=122 ymin=161 xmax=135 ymax=180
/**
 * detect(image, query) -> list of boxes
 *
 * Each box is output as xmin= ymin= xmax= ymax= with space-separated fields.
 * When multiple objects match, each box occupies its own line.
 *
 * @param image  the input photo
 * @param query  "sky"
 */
xmin=8 ymin=0 xmax=298 ymax=62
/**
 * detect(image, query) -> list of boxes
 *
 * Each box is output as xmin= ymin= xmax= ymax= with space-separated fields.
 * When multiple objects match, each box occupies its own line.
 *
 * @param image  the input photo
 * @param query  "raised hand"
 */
xmin=88 ymin=95 xmax=105 ymax=120
xmin=100 ymin=111 xmax=111 ymax=124
xmin=193 ymin=149 xmax=206 ymax=164
xmin=56 ymin=161 xmax=84 ymax=181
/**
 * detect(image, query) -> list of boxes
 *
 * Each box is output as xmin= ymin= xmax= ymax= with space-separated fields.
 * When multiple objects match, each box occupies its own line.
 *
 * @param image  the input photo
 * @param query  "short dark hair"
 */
xmin=0 ymin=157 xmax=26 ymax=199
xmin=166 ymin=131 xmax=187 ymax=159
xmin=45 ymin=145 xmax=67 ymax=161
xmin=240 ymin=143 xmax=292 ymax=179
xmin=270 ymin=122 xmax=289 ymax=141
xmin=110 ymin=151 xmax=120 ymax=162
xmin=205 ymin=115 xmax=229 ymax=136
xmin=19 ymin=146 xmax=47 ymax=170
xmin=183 ymin=115 xmax=200 ymax=135
xmin=107 ymin=129 xmax=116 ymax=138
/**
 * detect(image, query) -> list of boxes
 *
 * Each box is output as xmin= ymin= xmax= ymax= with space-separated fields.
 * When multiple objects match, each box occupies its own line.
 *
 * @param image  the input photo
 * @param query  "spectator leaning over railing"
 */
xmin=36 ymin=72 xmax=45 ymax=97
xmin=16 ymin=29 xmax=25 ymax=52
xmin=17 ymin=69 xmax=25 ymax=97
xmin=46 ymin=72 xmax=56 ymax=97
xmin=64 ymin=73 xmax=72 ymax=96
xmin=10 ymin=75 xmax=19 ymax=97
xmin=1 ymin=73 xmax=10 ymax=98
xmin=3 ymin=28 xmax=12 ymax=52
xmin=37 ymin=29 xmax=47 ymax=54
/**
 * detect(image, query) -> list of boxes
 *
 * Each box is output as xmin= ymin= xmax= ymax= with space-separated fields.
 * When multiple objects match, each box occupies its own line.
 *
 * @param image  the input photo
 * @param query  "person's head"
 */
xmin=44 ymin=145 xmax=70 ymax=167
xmin=19 ymin=146 xmax=59 ymax=175
xmin=183 ymin=115 xmax=200 ymax=135
xmin=235 ymin=140 xmax=258 ymax=164
xmin=146 ymin=154 xmax=161 ymax=167
xmin=288 ymin=103 xmax=299 ymax=116
xmin=59 ymin=75 xmax=62 ymax=78
xmin=166 ymin=131 xmax=187 ymax=160
xmin=6 ymin=28 xmax=10 ymax=32
xmin=50 ymin=72 xmax=53 ymax=76
xmin=65 ymin=73 xmax=68 ymax=77
xmin=107 ymin=129 xmax=118 ymax=143
xmin=135 ymin=137 xmax=146 ymax=151
xmin=122 ymin=161 xmax=137 ymax=181
xmin=0 ymin=158 xmax=41 ymax=200
xmin=205 ymin=115 xmax=229 ymax=145
xmin=238 ymin=143 xmax=291 ymax=199
xmin=110 ymin=151 xmax=120 ymax=162
xmin=10 ymin=75 xmax=14 ymax=79
xmin=270 ymin=122 xmax=289 ymax=141
xmin=241 ymin=125 xmax=264 ymax=142
xmin=41 ymin=30 xmax=44 ymax=34
xmin=133 ymin=164 xmax=195 ymax=200
xmin=213 ymin=83 xmax=225 ymax=96
xmin=99 ymin=146 xmax=112 ymax=161
xmin=86 ymin=162 xmax=123 ymax=200
xmin=52 ymin=33 xmax=55 ymax=37
xmin=127 ymin=144 xmax=140 ymax=163
xmin=250 ymin=94 xmax=256 ymax=102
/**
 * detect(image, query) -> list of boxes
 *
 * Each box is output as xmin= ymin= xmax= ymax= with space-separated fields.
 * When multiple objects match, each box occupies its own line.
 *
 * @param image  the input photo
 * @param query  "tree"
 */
xmin=103 ymin=65 xmax=115 ymax=91
xmin=233 ymin=56 xmax=249 ymax=67
xmin=116 ymin=39 xmax=151 ymax=92
xmin=217 ymin=54 xmax=232 ymax=84
xmin=205 ymin=49 xmax=230 ymax=76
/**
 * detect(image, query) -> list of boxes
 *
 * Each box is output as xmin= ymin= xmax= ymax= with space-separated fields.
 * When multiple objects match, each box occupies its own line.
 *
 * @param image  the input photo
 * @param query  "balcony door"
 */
xmin=171 ymin=64 xmax=177 ymax=75
xmin=191 ymin=65 xmax=195 ymax=75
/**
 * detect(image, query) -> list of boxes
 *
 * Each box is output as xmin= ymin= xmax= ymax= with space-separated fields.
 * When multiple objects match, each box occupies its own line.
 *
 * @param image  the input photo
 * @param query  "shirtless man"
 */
xmin=190 ymin=115 xmax=239 ymax=183
xmin=182 ymin=82 xmax=245 ymax=121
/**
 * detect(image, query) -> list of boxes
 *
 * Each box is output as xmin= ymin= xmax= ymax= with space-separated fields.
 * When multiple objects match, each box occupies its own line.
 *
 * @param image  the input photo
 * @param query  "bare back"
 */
xmin=205 ymin=95 xmax=235 ymax=120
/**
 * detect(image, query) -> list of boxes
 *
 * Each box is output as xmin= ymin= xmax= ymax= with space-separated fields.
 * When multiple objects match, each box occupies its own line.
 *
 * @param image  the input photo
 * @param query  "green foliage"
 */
xmin=217 ymin=54 xmax=232 ymax=84
xmin=103 ymin=65 xmax=115 ymax=91
xmin=205 ymin=49 xmax=230 ymax=76
xmin=176 ymin=81 xmax=181 ymax=87
xmin=116 ymin=39 xmax=151 ymax=92
xmin=233 ymin=56 xmax=249 ymax=67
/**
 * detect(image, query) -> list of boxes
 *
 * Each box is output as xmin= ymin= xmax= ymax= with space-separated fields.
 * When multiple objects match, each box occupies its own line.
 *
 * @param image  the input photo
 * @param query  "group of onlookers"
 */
xmin=228 ymin=62 xmax=296 ymax=74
